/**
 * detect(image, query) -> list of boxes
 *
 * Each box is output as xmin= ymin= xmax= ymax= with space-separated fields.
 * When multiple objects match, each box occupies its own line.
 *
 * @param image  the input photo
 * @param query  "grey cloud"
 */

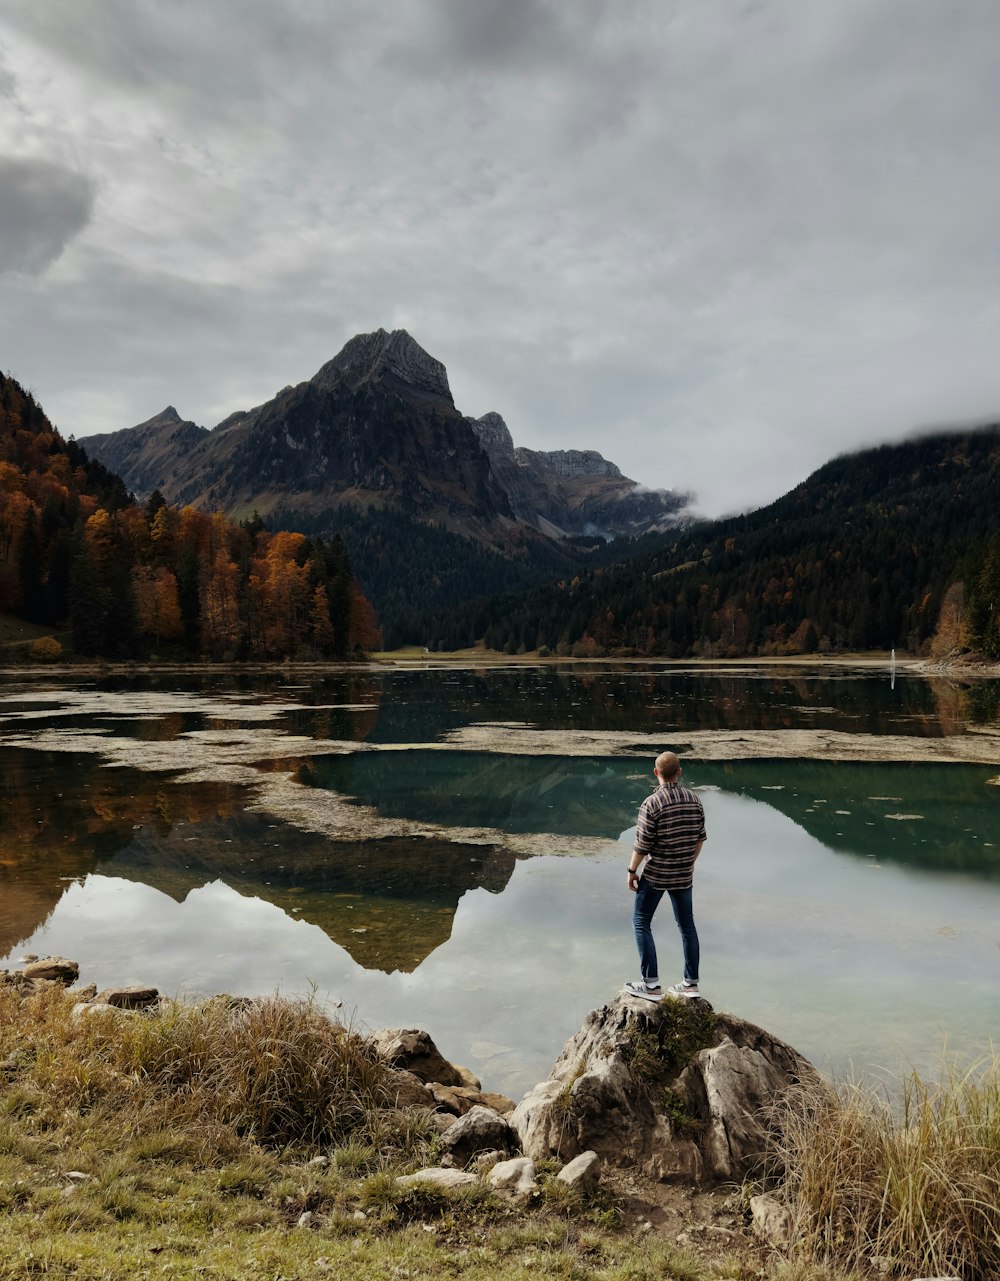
xmin=0 ymin=157 xmax=95 ymax=274
xmin=3 ymin=2 xmax=1000 ymax=516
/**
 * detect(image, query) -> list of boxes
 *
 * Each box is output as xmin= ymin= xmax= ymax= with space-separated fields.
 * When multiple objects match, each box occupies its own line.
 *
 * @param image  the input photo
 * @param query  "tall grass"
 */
xmin=770 ymin=1052 xmax=1000 ymax=1280
xmin=0 ymin=985 xmax=395 ymax=1151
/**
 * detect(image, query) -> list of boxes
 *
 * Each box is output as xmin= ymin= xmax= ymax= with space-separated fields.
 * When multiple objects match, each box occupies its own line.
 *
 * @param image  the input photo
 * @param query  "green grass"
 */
xmin=622 ymin=999 xmax=719 ymax=1084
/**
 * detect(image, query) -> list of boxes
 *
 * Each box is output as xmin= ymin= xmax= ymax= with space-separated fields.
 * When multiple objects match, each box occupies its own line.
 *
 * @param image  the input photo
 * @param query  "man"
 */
xmin=624 ymin=750 xmax=705 ymax=1001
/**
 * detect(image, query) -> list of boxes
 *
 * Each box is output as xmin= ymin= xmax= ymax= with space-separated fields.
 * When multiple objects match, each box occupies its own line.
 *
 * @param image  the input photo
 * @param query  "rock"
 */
xmin=72 ymin=1002 xmax=117 ymax=1019
xmin=96 ymin=986 xmax=159 ymax=1010
xmin=480 ymin=1091 xmax=517 ymax=1115
xmin=22 ymin=957 xmax=79 ymax=984
xmin=370 ymin=1028 xmax=466 ymax=1088
xmin=749 ymin=1193 xmax=794 ymax=1249
xmin=511 ymin=992 xmax=820 ymax=1185
xmin=385 ymin=1068 xmax=437 ymax=1109
xmin=395 ymin=1168 xmax=479 ymax=1191
xmin=556 ymin=1151 xmax=601 ymax=1191
xmin=454 ymin=1065 xmax=481 ymax=1090
xmin=68 ymin=983 xmax=98 ymax=1001
xmin=427 ymin=1082 xmax=513 ymax=1116
xmin=296 ymin=1210 xmax=314 ymax=1228
xmin=439 ymin=1105 xmax=519 ymax=1166
xmin=486 ymin=1156 xmax=538 ymax=1198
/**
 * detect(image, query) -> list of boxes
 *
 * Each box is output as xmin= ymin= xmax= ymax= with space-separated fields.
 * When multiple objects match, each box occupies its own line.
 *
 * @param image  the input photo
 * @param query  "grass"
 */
xmin=767 ymin=1054 xmax=1000 ymax=1280
xmin=3 ymin=982 xmax=982 ymax=1281
xmin=622 ymin=999 xmax=719 ymax=1084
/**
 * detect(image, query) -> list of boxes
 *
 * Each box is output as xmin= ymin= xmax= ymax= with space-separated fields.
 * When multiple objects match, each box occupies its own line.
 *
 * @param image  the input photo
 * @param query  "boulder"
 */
xmin=439 ymin=1105 xmax=519 ymax=1166
xmin=370 ymin=1028 xmax=466 ymax=1087
xmin=487 ymin=1156 xmax=538 ymax=1197
xmin=511 ymin=992 xmax=820 ymax=1184
xmin=556 ymin=1150 xmax=601 ymax=1192
xmin=749 ymin=1192 xmax=794 ymax=1249
xmin=385 ymin=1068 xmax=437 ymax=1110
xmin=395 ymin=1168 xmax=478 ymax=1191
xmin=96 ymin=985 xmax=159 ymax=1010
xmin=22 ymin=957 xmax=79 ymax=984
xmin=427 ymin=1082 xmax=516 ymax=1116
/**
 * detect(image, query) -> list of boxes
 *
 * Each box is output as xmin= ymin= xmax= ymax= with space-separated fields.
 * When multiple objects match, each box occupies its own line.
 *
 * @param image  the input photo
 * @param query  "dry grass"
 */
xmin=0 ymin=985 xmax=398 ymax=1153
xmin=0 ymin=983 xmax=872 ymax=1281
xmin=768 ymin=1053 xmax=1000 ymax=1280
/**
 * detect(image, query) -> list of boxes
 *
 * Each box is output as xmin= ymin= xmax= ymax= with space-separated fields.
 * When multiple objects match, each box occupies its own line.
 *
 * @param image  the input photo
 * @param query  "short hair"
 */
xmin=654 ymin=750 xmax=681 ymax=780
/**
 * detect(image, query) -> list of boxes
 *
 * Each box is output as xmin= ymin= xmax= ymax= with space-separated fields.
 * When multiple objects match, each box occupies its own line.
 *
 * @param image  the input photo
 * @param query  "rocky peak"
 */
xmin=310 ymin=328 xmax=453 ymax=402
xmin=527 ymin=448 xmax=623 ymax=481
xmin=471 ymin=412 xmax=516 ymax=461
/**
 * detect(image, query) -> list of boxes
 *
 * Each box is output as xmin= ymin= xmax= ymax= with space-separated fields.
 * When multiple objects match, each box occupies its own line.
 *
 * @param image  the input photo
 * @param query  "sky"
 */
xmin=2 ymin=1 xmax=1000 ymax=518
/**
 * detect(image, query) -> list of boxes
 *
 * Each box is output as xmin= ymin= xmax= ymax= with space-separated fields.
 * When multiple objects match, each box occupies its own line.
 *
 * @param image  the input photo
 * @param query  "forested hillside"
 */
xmin=272 ymin=503 xmax=610 ymax=648
xmin=0 ymin=372 xmax=377 ymax=661
xmin=404 ymin=427 xmax=1000 ymax=659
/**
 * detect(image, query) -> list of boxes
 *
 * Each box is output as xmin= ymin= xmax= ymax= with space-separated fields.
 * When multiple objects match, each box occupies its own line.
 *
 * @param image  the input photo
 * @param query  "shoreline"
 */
xmin=3 ymin=649 xmax=999 ymax=680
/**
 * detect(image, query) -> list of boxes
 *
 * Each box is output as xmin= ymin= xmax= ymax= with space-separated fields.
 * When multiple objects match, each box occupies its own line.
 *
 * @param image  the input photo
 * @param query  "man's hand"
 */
xmin=627 ymin=869 xmax=640 ymax=892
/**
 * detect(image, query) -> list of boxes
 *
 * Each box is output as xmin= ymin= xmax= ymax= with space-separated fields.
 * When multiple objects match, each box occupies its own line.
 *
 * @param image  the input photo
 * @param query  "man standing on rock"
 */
xmin=624 ymin=750 xmax=705 ymax=1001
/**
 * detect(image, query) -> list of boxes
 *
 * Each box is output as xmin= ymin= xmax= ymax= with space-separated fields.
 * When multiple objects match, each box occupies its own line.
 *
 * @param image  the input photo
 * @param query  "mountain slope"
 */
xmin=415 ymin=425 xmax=1000 ymax=656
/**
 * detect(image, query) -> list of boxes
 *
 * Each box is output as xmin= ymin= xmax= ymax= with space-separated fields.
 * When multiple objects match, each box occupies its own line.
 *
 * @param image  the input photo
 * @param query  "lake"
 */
xmin=1 ymin=662 xmax=999 ymax=1100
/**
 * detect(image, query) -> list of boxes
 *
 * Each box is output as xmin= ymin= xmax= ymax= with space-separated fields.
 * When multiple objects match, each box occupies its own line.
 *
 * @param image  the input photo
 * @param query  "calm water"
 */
xmin=1 ymin=665 xmax=999 ymax=1098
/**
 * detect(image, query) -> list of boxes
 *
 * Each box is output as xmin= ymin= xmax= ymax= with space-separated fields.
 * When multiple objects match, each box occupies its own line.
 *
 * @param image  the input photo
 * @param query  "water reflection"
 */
xmin=2 ymin=669 xmax=999 ymax=1099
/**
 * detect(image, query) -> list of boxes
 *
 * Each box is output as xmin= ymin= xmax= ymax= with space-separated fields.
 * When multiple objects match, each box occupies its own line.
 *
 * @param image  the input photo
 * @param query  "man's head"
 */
xmin=654 ymin=750 xmax=681 ymax=782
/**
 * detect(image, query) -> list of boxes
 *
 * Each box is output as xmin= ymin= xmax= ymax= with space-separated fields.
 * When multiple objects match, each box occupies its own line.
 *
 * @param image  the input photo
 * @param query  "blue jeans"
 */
xmin=632 ymin=878 xmax=699 ymax=985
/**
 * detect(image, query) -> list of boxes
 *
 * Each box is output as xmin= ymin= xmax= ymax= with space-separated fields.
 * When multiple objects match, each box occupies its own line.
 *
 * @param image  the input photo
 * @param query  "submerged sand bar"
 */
xmin=3 ymin=684 xmax=999 ymax=849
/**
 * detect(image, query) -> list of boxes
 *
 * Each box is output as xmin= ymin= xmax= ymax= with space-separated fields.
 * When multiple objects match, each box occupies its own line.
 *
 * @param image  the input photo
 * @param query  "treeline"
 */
xmin=0 ymin=372 xmax=378 ymax=661
xmin=270 ymin=502 xmax=601 ymax=647
xmin=403 ymin=427 xmax=1000 ymax=658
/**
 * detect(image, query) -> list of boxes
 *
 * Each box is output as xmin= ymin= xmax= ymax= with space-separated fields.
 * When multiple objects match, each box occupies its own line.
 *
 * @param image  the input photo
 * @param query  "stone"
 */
xmin=72 ymin=1002 xmax=117 ymax=1019
xmin=370 ymin=1028 xmax=466 ymax=1087
xmin=454 ymin=1064 xmax=482 ymax=1090
xmin=749 ymin=1193 xmax=794 ymax=1249
xmin=511 ymin=992 xmax=820 ymax=1185
xmin=22 ymin=957 xmax=79 ymax=984
xmin=395 ymin=1168 xmax=479 ymax=1191
xmin=385 ymin=1068 xmax=437 ymax=1109
xmin=486 ymin=1156 xmax=538 ymax=1198
xmin=68 ymin=983 xmax=98 ymax=1001
xmin=296 ymin=1211 xmax=314 ymax=1228
xmin=96 ymin=986 xmax=159 ymax=1010
xmin=427 ymin=1082 xmax=513 ymax=1116
xmin=556 ymin=1150 xmax=601 ymax=1191
xmin=439 ymin=1105 xmax=519 ymax=1166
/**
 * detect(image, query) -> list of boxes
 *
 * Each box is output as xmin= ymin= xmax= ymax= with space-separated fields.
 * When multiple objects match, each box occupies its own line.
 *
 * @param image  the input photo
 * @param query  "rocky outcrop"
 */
xmin=470 ymin=411 xmax=687 ymax=539
xmin=511 ymin=992 xmax=820 ymax=1184
xmin=311 ymin=328 xmax=452 ymax=402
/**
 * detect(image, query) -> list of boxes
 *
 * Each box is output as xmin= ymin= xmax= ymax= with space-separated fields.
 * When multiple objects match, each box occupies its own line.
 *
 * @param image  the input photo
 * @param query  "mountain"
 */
xmin=0 ymin=369 xmax=377 ymax=662
xmin=470 ymin=411 xmax=687 ymax=538
xmin=78 ymin=406 xmax=207 ymax=499
xmin=78 ymin=329 xmax=688 ymax=546
xmin=417 ymin=424 xmax=1000 ymax=657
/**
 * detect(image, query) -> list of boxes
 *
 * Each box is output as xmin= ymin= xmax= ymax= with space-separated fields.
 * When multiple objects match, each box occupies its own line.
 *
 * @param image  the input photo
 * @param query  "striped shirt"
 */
xmin=632 ymin=783 xmax=706 ymax=890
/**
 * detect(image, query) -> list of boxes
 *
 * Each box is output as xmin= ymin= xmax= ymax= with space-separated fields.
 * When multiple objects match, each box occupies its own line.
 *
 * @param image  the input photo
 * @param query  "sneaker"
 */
xmin=666 ymin=981 xmax=700 ymax=998
xmin=623 ymin=980 xmax=663 ymax=1002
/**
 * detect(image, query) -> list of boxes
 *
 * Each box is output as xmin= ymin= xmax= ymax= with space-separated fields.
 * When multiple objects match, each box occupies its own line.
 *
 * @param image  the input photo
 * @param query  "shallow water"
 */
xmin=1 ymin=665 xmax=998 ymax=1098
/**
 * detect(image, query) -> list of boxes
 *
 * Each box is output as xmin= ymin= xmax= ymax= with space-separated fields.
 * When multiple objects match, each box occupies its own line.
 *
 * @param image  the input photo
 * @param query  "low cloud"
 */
xmin=0 ymin=157 xmax=95 ymax=275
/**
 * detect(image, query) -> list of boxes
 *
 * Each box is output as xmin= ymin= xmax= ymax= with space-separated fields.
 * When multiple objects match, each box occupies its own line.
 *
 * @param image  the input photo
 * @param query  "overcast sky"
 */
xmin=2 ymin=1 xmax=1000 ymax=517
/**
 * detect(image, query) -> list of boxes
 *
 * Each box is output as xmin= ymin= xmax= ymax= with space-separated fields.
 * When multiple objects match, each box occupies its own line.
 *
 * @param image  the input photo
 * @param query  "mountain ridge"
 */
xmin=78 ymin=328 xmax=689 ymax=546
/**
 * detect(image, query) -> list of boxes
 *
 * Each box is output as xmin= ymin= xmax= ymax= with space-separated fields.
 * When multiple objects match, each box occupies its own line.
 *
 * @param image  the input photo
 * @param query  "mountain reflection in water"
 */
xmin=2 ymin=670 xmax=999 ymax=1098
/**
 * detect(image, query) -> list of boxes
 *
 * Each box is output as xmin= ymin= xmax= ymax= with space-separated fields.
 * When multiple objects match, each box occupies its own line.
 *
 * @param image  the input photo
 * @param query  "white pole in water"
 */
xmin=890 ymin=647 xmax=896 ymax=690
